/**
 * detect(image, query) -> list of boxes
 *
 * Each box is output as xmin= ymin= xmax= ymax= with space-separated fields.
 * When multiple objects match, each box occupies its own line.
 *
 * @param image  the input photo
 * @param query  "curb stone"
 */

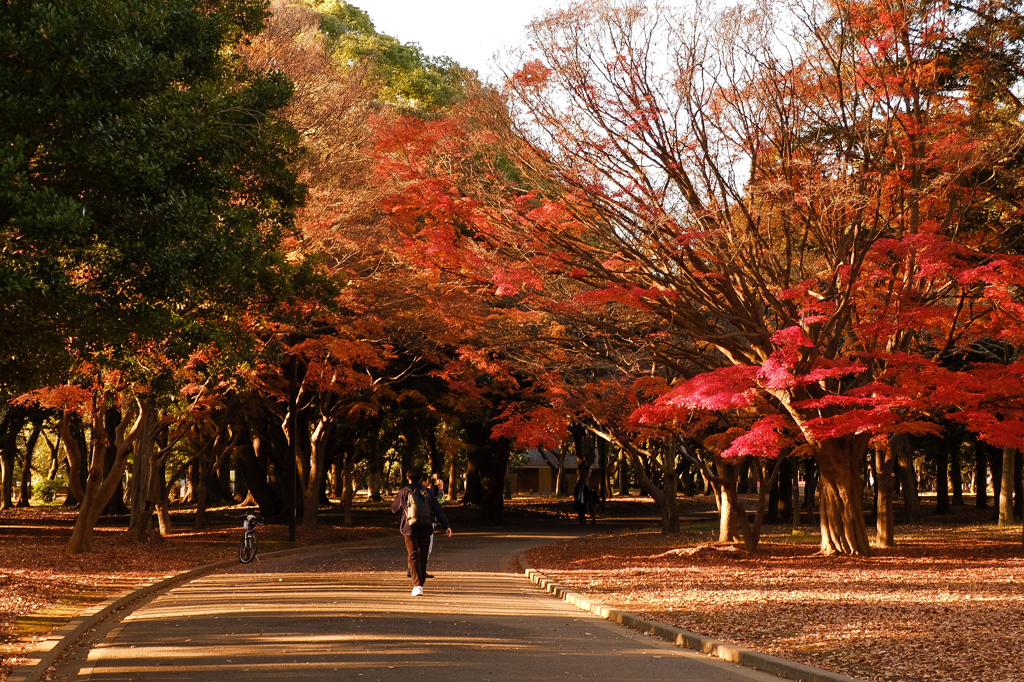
xmin=519 ymin=555 xmax=867 ymax=682
xmin=7 ymin=542 xmax=344 ymax=682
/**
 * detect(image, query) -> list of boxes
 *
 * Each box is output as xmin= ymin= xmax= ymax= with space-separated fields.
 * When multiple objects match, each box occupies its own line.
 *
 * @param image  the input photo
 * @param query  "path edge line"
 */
xmin=7 ymin=543 xmax=339 ymax=682
xmin=519 ymin=556 xmax=866 ymax=682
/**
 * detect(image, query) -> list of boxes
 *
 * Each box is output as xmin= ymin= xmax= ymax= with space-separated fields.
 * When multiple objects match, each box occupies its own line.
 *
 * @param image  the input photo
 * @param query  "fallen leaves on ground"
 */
xmin=0 ymin=506 xmax=388 ymax=681
xmin=526 ymin=518 xmax=1024 ymax=682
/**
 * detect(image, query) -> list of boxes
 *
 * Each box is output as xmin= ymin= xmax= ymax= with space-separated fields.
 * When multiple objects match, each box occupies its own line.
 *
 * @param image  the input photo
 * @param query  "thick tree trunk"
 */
xmin=65 ymin=401 xmax=144 ymax=555
xmin=814 ymin=438 xmax=872 ymax=556
xmin=999 ymin=448 xmax=1016 ymax=527
xmin=0 ymin=449 xmax=14 ymax=510
xmin=463 ymin=425 xmax=510 ymax=524
xmin=301 ymin=416 xmax=332 ymax=530
xmin=875 ymin=443 xmax=896 ymax=548
xmin=715 ymin=459 xmax=741 ymax=542
xmin=239 ymin=435 xmax=282 ymax=518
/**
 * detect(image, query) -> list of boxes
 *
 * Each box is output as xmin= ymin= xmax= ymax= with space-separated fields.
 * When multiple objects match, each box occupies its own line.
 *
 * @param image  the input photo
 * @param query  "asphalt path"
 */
xmin=51 ymin=526 xmax=785 ymax=682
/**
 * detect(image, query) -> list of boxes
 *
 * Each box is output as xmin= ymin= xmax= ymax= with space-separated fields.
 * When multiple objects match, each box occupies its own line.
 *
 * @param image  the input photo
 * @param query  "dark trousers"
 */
xmin=404 ymin=534 xmax=431 ymax=587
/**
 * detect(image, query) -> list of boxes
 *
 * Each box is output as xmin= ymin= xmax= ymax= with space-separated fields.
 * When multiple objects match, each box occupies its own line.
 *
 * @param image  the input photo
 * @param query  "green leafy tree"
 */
xmin=0 ymin=0 xmax=304 ymax=400
xmin=312 ymin=0 xmax=468 ymax=110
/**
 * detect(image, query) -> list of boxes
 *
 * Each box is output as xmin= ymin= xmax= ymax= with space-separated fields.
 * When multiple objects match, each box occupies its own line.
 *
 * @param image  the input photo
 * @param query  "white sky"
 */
xmin=352 ymin=0 xmax=564 ymax=83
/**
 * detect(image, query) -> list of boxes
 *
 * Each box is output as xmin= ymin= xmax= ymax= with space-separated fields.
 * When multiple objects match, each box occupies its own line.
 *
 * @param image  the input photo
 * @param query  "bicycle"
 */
xmin=239 ymin=514 xmax=262 ymax=564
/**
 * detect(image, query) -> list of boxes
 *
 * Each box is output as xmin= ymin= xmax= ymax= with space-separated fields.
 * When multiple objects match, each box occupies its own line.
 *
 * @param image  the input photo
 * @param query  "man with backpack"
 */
xmin=391 ymin=467 xmax=452 ymax=596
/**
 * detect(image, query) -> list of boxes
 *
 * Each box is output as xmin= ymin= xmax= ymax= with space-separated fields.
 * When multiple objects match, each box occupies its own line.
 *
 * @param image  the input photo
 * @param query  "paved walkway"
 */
xmin=50 ymin=528 xmax=785 ymax=682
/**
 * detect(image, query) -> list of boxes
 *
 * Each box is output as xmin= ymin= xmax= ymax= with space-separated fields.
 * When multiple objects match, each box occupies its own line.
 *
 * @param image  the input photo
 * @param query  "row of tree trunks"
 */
xmin=62 ymin=397 xmax=145 ymax=555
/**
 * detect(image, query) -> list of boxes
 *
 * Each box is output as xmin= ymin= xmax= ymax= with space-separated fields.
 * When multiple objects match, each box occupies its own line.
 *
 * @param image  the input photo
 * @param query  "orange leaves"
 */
xmin=13 ymin=384 xmax=94 ymax=414
xmin=510 ymin=59 xmax=553 ymax=90
xmin=491 ymin=405 xmax=569 ymax=450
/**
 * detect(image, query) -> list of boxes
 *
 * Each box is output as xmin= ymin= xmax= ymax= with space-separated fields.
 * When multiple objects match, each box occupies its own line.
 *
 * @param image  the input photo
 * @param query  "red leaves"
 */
xmin=720 ymin=414 xmax=789 ymax=458
xmin=655 ymin=366 xmax=759 ymax=412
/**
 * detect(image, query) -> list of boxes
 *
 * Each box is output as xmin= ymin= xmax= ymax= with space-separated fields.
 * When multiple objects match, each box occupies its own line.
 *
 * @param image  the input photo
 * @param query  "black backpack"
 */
xmin=405 ymin=487 xmax=433 ymax=529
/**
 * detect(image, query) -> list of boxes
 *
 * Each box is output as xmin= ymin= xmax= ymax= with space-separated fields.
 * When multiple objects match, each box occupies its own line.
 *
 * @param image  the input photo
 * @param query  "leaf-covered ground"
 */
xmin=0 ymin=505 xmax=391 ymax=681
xmin=526 ymin=509 xmax=1024 ymax=682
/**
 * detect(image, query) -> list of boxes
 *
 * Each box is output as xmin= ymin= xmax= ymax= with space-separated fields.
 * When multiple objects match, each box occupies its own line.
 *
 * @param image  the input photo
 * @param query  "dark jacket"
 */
xmin=572 ymin=481 xmax=590 ymax=512
xmin=391 ymin=486 xmax=450 ymax=537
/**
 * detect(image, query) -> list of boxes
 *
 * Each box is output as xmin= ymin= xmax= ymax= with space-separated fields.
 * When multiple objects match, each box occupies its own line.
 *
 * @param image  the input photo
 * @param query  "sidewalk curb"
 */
xmin=7 ymin=542 xmax=340 ymax=682
xmin=519 ymin=556 xmax=866 ymax=682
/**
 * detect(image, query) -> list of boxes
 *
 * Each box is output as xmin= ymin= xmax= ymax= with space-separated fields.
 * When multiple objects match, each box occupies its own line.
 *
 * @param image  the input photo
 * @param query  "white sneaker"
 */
xmin=411 ymin=586 xmax=424 ymax=596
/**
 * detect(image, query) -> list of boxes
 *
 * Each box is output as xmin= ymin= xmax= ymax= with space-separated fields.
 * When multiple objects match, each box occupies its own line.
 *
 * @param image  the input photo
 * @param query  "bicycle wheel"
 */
xmin=239 ymin=532 xmax=258 ymax=563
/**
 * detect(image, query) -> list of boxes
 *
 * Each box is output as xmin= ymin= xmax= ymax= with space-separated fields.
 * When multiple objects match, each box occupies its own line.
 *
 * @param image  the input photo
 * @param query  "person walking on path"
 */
xmin=572 ymin=477 xmax=590 ymax=525
xmin=392 ymin=467 xmax=452 ymax=596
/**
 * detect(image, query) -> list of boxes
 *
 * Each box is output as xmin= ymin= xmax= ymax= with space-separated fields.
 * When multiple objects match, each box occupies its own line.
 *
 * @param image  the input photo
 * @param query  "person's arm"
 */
xmin=432 ymin=496 xmax=452 ymax=536
xmin=391 ymin=488 xmax=407 ymax=514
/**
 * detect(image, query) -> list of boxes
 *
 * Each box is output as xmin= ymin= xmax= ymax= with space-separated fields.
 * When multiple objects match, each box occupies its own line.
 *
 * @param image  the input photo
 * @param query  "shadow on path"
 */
xmin=54 ymin=528 xmax=782 ymax=682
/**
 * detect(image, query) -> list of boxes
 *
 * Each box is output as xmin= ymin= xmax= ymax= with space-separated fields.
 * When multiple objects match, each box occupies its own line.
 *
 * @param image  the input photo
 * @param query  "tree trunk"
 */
xmin=463 ymin=423 xmax=510 ymax=524
xmin=128 ymin=405 xmax=173 ymax=542
xmin=102 ymin=406 xmax=130 ymax=516
xmin=341 ymin=447 xmax=358 ymax=527
xmin=65 ymin=400 xmax=144 ymax=555
xmin=991 ymin=447 xmax=1003 ymax=521
xmin=423 ymin=421 xmax=444 ymax=481
xmin=17 ymin=421 xmax=42 ymax=506
xmin=896 ymin=441 xmax=923 ymax=523
xmin=369 ymin=427 xmax=385 ymax=502
xmin=791 ymin=459 xmax=802 ymax=527
xmin=935 ymin=437 xmax=950 ymax=515
xmin=1015 ymin=450 xmax=1023 ymax=520
xmin=803 ymin=459 xmax=818 ymax=511
xmin=814 ymin=438 xmax=872 ymax=556
xmin=0 ymin=407 xmax=29 ymax=510
xmin=950 ymin=440 xmax=964 ymax=506
xmin=875 ymin=442 xmax=896 ymax=548
xmin=976 ymin=444 xmax=989 ymax=509
xmin=999 ymin=448 xmax=1016 ymax=527
xmin=239 ymin=434 xmax=283 ymax=519
xmin=301 ymin=414 xmax=332 ymax=530
xmin=617 ymin=448 xmax=629 ymax=496
xmin=715 ymin=459 xmax=741 ymax=542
